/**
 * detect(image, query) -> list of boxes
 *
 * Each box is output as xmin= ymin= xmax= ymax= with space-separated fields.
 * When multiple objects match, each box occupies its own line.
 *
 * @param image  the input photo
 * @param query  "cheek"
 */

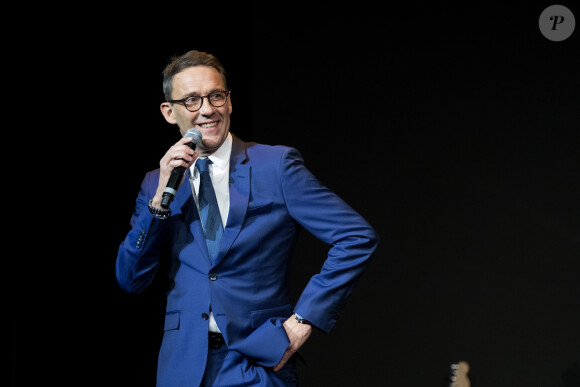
xmin=177 ymin=112 xmax=197 ymax=127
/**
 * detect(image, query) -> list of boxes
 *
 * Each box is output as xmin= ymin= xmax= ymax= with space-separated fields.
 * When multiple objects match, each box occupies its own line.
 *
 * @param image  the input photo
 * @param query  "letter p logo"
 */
xmin=550 ymin=15 xmax=566 ymax=30
xmin=540 ymin=5 xmax=575 ymax=41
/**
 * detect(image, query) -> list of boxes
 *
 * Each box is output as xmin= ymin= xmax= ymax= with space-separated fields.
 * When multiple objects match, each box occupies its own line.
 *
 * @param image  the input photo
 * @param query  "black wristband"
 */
xmin=148 ymin=199 xmax=171 ymax=219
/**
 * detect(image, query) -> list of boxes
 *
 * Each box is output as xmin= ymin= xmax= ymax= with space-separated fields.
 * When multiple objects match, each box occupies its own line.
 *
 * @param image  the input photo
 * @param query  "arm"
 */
xmin=116 ymin=136 xmax=198 ymax=293
xmin=115 ymin=171 xmax=166 ymax=293
xmin=281 ymin=147 xmax=379 ymax=331
xmin=274 ymin=147 xmax=379 ymax=369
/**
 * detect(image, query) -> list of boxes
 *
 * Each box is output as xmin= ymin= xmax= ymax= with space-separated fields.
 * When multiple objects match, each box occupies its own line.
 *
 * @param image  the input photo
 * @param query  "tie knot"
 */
xmin=196 ymin=158 xmax=213 ymax=174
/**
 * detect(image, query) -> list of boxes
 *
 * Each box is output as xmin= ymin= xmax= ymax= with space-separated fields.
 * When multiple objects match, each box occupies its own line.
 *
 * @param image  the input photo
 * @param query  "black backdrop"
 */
xmin=13 ymin=2 xmax=579 ymax=386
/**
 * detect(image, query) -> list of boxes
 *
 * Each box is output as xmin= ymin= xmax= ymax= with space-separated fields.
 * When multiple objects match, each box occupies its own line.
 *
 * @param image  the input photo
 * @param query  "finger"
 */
xmin=163 ymin=137 xmax=195 ymax=156
xmin=168 ymin=158 xmax=192 ymax=169
xmin=178 ymin=135 xmax=194 ymax=144
xmin=177 ymin=136 xmax=197 ymax=150
xmin=158 ymin=139 xmax=198 ymax=178
xmin=173 ymin=144 xmax=196 ymax=160
xmin=163 ymin=146 xmax=196 ymax=164
xmin=272 ymin=349 xmax=293 ymax=372
xmin=171 ymin=151 xmax=195 ymax=164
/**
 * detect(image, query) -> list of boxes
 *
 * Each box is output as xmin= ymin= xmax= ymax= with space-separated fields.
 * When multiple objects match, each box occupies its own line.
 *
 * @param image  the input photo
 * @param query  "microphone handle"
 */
xmin=160 ymin=166 xmax=186 ymax=209
xmin=160 ymin=138 xmax=198 ymax=209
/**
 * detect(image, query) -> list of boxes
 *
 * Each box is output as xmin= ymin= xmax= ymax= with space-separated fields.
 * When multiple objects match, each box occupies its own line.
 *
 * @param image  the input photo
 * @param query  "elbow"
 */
xmin=116 ymin=270 xmax=135 ymax=294
xmin=116 ymin=274 xmax=146 ymax=294
xmin=115 ymin=260 xmax=144 ymax=294
xmin=366 ymin=225 xmax=380 ymax=252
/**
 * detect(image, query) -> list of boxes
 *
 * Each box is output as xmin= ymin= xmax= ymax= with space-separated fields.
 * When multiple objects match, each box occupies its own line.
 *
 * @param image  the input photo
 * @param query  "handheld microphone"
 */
xmin=160 ymin=128 xmax=203 ymax=209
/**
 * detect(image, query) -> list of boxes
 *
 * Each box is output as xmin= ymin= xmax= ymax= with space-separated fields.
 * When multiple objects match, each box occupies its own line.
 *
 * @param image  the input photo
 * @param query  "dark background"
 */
xmin=13 ymin=2 xmax=579 ymax=386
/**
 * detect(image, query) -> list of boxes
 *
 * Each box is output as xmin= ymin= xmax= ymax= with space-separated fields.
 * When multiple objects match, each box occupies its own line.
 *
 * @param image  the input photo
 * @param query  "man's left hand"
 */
xmin=273 ymin=314 xmax=312 ymax=372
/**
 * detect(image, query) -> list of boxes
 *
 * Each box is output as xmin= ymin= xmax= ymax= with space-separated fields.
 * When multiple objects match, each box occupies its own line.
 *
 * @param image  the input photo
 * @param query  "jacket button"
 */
xmin=209 ymin=273 xmax=218 ymax=281
xmin=201 ymin=313 xmax=209 ymax=320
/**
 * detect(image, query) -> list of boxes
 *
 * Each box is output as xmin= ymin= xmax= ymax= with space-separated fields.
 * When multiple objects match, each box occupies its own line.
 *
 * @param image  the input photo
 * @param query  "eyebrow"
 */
xmin=180 ymin=88 xmax=225 ymax=99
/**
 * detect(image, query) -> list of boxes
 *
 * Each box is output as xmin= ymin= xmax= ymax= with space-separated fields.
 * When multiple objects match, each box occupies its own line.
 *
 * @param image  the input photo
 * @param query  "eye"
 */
xmin=209 ymin=91 xmax=226 ymax=102
xmin=184 ymin=96 xmax=202 ymax=107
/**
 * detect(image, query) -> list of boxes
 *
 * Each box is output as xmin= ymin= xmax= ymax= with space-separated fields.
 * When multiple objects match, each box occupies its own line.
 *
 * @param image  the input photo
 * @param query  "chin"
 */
xmin=199 ymin=134 xmax=223 ymax=151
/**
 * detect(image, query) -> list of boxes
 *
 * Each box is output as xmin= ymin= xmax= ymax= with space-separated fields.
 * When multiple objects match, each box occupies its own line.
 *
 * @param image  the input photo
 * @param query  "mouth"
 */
xmin=197 ymin=121 xmax=219 ymax=129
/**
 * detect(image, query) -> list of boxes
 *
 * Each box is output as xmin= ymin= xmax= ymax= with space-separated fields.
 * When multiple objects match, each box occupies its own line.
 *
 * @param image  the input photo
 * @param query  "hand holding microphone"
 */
xmin=151 ymin=129 xmax=203 ymax=210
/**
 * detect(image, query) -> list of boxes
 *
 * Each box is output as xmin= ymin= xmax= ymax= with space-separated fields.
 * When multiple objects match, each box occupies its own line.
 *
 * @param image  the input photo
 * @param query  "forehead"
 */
xmin=171 ymin=66 xmax=225 ymax=97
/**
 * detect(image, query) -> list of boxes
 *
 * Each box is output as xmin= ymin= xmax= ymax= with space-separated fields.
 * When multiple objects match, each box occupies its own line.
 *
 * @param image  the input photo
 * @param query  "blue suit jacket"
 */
xmin=116 ymin=135 xmax=378 ymax=386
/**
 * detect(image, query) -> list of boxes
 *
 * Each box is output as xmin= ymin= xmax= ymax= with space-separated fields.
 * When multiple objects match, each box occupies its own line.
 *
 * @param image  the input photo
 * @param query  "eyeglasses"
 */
xmin=169 ymin=90 xmax=229 ymax=112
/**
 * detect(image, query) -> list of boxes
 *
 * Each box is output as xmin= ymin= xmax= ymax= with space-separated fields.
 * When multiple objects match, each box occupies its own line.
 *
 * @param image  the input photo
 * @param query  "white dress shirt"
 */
xmin=188 ymin=132 xmax=232 ymax=333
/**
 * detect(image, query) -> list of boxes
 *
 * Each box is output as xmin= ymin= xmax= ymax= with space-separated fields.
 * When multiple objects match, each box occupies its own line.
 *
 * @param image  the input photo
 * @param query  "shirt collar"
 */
xmin=191 ymin=132 xmax=232 ymax=177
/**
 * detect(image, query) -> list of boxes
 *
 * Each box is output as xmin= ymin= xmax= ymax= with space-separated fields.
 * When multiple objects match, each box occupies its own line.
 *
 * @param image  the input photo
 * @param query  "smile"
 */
xmin=199 ymin=121 xmax=218 ymax=129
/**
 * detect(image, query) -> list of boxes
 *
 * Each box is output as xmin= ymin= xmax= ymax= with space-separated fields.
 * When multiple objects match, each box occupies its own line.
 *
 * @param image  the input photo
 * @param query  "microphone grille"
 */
xmin=184 ymin=128 xmax=203 ymax=145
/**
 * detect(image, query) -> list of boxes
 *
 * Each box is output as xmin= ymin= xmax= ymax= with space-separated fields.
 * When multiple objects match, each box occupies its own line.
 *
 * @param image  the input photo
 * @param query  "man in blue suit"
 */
xmin=116 ymin=50 xmax=378 ymax=386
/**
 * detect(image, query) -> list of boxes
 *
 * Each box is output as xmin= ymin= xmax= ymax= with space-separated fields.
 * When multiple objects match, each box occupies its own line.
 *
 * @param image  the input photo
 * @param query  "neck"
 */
xmin=196 ymin=143 xmax=220 ymax=157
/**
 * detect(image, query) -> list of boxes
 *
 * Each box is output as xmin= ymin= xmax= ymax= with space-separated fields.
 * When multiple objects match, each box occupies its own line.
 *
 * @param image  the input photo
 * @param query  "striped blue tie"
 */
xmin=196 ymin=158 xmax=223 ymax=262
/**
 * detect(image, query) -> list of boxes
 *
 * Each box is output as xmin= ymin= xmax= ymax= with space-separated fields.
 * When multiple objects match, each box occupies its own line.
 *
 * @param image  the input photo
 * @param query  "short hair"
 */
xmin=162 ymin=50 xmax=227 ymax=101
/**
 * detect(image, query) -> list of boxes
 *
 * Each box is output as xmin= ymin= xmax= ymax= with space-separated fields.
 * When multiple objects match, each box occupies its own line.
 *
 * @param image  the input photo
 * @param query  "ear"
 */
xmin=228 ymin=91 xmax=233 ymax=114
xmin=160 ymin=102 xmax=177 ymax=124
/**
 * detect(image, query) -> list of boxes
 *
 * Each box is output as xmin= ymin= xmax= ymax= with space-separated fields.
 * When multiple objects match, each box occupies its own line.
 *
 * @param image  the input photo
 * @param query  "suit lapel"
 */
xmin=172 ymin=135 xmax=251 ymax=267
xmin=172 ymin=170 xmax=211 ymax=263
xmin=213 ymin=135 xmax=250 ymax=266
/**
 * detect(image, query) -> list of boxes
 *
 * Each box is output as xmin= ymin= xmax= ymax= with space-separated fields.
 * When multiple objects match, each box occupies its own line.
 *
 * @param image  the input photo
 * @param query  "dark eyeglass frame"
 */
xmin=168 ymin=90 xmax=230 ymax=112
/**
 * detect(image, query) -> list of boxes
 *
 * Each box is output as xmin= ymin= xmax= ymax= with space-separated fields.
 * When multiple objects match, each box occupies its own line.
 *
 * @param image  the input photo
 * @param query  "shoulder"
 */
xmin=232 ymin=133 xmax=304 ymax=164
xmin=244 ymin=142 xmax=306 ymax=175
xmin=245 ymin=142 xmax=298 ymax=160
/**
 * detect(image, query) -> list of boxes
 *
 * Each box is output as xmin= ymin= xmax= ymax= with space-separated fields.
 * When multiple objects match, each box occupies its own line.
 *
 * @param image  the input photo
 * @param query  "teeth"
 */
xmin=200 ymin=122 xmax=218 ymax=128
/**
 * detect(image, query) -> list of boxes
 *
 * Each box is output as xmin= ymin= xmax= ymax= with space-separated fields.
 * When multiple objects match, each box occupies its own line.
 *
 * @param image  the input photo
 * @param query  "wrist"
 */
xmin=294 ymin=313 xmax=311 ymax=325
xmin=148 ymin=199 xmax=171 ymax=219
xmin=150 ymin=197 xmax=163 ymax=209
xmin=151 ymin=190 xmax=165 ymax=208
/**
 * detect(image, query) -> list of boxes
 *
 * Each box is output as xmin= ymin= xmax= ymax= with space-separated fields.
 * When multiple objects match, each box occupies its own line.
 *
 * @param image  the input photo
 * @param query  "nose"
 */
xmin=199 ymin=96 xmax=216 ymax=116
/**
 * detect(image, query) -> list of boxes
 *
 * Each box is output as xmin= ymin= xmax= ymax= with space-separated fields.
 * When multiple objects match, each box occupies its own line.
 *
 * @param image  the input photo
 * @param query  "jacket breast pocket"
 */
xmin=250 ymin=304 xmax=292 ymax=329
xmin=164 ymin=311 xmax=180 ymax=331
